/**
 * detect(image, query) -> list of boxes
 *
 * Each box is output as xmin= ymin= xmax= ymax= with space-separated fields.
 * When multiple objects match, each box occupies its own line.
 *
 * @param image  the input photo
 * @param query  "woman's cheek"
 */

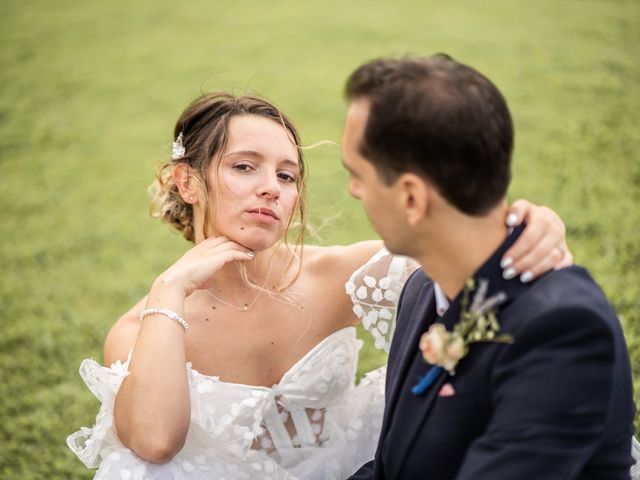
xmin=283 ymin=190 xmax=299 ymax=217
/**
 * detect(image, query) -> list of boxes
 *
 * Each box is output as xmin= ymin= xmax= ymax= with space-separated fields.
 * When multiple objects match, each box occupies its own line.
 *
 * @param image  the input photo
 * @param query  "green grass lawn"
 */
xmin=1 ymin=0 xmax=639 ymax=477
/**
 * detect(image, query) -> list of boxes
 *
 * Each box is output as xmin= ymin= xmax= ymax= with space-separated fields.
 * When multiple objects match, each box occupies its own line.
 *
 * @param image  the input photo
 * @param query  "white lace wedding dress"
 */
xmin=67 ymin=249 xmax=410 ymax=480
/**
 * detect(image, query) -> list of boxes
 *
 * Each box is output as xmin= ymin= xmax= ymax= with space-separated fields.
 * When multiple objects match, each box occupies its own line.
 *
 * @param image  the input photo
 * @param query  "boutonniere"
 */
xmin=412 ymin=278 xmax=514 ymax=395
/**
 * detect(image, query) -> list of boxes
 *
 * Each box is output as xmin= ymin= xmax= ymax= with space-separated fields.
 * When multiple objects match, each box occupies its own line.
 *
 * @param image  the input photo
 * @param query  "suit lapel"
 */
xmin=390 ymin=363 xmax=448 ymax=477
xmin=380 ymin=280 xmax=437 ymax=439
xmin=386 ymin=303 xmax=461 ymax=477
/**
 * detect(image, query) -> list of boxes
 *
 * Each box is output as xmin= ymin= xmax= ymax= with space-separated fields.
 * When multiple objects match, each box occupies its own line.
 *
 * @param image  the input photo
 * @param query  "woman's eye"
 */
xmin=278 ymin=172 xmax=296 ymax=182
xmin=233 ymin=163 xmax=253 ymax=172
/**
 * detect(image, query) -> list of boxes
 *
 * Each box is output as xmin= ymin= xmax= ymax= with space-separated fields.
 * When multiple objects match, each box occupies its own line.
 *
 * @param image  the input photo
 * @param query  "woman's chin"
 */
xmin=230 ymin=230 xmax=282 ymax=253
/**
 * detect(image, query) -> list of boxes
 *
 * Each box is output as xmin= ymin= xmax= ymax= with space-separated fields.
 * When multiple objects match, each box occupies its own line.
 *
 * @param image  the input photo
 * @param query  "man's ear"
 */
xmin=172 ymin=163 xmax=198 ymax=204
xmin=396 ymin=173 xmax=430 ymax=227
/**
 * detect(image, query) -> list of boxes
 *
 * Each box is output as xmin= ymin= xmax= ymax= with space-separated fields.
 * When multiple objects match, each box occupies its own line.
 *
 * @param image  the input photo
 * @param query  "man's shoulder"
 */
xmin=510 ymin=265 xmax=622 ymax=342
xmin=403 ymin=267 xmax=434 ymax=296
xmin=526 ymin=265 xmax=614 ymax=319
xmin=397 ymin=267 xmax=435 ymax=310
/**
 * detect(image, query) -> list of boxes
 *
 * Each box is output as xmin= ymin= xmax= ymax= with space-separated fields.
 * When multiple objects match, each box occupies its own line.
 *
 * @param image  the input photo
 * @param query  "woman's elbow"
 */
xmin=116 ymin=416 xmax=187 ymax=463
xmin=128 ymin=432 xmax=186 ymax=464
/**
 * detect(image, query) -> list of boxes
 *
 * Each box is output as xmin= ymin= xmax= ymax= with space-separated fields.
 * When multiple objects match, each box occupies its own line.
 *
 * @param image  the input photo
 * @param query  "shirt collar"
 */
xmin=434 ymin=282 xmax=450 ymax=317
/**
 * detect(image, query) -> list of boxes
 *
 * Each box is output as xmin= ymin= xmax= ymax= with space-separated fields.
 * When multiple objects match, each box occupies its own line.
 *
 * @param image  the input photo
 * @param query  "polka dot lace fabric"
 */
xmin=345 ymin=248 xmax=417 ymax=353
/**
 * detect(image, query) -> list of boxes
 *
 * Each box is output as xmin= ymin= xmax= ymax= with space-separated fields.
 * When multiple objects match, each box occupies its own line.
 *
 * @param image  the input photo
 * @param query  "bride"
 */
xmin=67 ymin=92 xmax=570 ymax=479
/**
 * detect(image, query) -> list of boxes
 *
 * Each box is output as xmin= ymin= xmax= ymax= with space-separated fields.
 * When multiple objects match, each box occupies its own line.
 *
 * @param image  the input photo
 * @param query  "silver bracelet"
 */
xmin=139 ymin=308 xmax=189 ymax=333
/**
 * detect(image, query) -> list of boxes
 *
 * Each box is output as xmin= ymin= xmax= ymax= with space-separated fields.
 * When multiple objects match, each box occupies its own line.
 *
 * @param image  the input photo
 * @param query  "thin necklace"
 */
xmin=203 ymin=287 xmax=262 ymax=312
xmin=203 ymin=253 xmax=296 ymax=312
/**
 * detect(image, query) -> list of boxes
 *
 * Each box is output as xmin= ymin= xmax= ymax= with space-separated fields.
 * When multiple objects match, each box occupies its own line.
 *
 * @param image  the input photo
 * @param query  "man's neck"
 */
xmin=415 ymin=203 xmax=509 ymax=300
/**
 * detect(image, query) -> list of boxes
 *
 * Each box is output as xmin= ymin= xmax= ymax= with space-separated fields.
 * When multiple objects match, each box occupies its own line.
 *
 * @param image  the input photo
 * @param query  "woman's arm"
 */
xmin=107 ymin=236 xmax=254 ymax=463
xmin=501 ymin=199 xmax=573 ymax=281
xmin=110 ymin=279 xmax=191 ymax=463
xmin=333 ymin=201 xmax=572 ymax=330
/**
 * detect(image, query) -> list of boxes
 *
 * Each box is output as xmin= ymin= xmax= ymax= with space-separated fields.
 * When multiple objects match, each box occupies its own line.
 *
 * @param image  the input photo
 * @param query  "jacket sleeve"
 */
xmin=348 ymin=460 xmax=375 ymax=479
xmin=455 ymin=305 xmax=632 ymax=479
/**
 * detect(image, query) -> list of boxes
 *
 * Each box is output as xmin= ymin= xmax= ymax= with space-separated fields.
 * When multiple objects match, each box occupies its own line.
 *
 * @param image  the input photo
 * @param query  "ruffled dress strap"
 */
xmin=66 ymin=353 xmax=132 ymax=468
xmin=345 ymin=248 xmax=418 ymax=353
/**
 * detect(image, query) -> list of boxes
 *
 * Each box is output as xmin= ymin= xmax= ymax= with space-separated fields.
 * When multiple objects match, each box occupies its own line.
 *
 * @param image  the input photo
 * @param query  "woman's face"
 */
xmin=207 ymin=114 xmax=301 ymax=251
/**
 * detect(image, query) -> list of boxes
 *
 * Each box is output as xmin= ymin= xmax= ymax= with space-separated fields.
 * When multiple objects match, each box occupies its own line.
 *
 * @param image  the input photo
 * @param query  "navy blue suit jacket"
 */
xmin=350 ymin=227 xmax=635 ymax=479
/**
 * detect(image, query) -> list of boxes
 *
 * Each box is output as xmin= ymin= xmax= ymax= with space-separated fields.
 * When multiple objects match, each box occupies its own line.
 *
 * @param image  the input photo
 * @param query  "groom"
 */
xmin=343 ymin=55 xmax=635 ymax=479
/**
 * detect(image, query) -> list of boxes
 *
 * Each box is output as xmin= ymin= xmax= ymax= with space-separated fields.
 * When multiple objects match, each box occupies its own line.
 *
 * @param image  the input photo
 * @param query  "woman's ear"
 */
xmin=172 ymin=163 xmax=198 ymax=204
xmin=397 ymin=173 xmax=430 ymax=227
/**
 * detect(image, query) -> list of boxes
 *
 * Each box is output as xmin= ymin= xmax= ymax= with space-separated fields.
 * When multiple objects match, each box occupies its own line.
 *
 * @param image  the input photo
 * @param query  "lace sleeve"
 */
xmin=345 ymin=248 xmax=418 ymax=353
xmin=66 ymin=354 xmax=132 ymax=468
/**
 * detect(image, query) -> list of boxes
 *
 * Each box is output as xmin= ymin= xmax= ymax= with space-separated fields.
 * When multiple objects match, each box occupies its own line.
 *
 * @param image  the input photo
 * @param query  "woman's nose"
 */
xmin=259 ymin=172 xmax=280 ymax=200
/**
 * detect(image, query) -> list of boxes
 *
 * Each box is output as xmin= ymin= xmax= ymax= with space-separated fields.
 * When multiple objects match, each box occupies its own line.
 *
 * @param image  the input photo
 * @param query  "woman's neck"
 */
xmin=206 ymin=242 xmax=299 ymax=302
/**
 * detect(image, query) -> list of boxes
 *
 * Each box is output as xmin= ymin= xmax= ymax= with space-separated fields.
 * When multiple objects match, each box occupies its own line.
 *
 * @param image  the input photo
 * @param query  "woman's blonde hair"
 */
xmin=150 ymin=92 xmax=307 ymax=292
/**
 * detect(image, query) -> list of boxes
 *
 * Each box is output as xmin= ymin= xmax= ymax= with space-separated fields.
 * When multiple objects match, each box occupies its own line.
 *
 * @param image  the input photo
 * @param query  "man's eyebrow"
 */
xmin=341 ymin=158 xmax=353 ymax=173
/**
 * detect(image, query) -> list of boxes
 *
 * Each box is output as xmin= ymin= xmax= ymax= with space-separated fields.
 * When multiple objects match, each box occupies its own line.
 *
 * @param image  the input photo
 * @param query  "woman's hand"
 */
xmin=155 ymin=236 xmax=255 ymax=297
xmin=501 ymin=199 xmax=573 ymax=282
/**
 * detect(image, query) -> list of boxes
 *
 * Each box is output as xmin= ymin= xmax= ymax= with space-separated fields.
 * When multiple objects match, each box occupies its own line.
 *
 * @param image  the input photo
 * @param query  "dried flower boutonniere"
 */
xmin=412 ymin=278 xmax=514 ymax=395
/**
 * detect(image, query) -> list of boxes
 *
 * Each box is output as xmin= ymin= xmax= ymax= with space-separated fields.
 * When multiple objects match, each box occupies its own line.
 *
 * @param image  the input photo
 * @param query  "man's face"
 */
xmin=341 ymin=99 xmax=407 ymax=253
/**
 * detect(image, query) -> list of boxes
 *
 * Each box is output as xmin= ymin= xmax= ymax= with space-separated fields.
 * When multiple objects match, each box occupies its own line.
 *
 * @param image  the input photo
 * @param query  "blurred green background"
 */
xmin=1 ymin=0 xmax=639 ymax=477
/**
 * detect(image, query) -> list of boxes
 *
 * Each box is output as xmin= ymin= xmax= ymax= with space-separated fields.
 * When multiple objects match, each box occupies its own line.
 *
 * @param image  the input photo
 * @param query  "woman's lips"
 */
xmin=246 ymin=208 xmax=279 ymax=224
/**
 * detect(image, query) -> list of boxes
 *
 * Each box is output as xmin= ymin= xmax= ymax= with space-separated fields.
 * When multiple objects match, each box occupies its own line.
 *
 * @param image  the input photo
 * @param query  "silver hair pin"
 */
xmin=172 ymin=132 xmax=185 ymax=159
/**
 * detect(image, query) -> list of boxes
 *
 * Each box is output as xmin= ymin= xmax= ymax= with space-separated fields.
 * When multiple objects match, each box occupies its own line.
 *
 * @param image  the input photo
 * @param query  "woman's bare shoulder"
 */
xmin=103 ymin=295 xmax=148 ymax=366
xmin=303 ymin=240 xmax=384 ymax=273
xmin=294 ymin=242 xmax=382 ymax=328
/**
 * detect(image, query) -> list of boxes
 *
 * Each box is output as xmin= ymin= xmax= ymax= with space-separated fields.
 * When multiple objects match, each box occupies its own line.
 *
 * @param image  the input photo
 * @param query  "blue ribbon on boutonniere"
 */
xmin=411 ymin=366 xmax=444 ymax=395
xmin=412 ymin=278 xmax=512 ymax=396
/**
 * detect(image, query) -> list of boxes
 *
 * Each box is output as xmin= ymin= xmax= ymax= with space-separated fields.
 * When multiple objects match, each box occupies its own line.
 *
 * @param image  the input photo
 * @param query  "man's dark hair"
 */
xmin=345 ymin=54 xmax=513 ymax=215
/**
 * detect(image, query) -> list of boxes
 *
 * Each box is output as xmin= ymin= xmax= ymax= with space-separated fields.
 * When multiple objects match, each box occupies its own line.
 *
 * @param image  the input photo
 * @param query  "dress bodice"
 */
xmin=69 ymin=332 xmax=383 ymax=480
xmin=186 ymin=327 xmax=363 ymax=461
xmin=68 ymin=248 xmax=415 ymax=480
